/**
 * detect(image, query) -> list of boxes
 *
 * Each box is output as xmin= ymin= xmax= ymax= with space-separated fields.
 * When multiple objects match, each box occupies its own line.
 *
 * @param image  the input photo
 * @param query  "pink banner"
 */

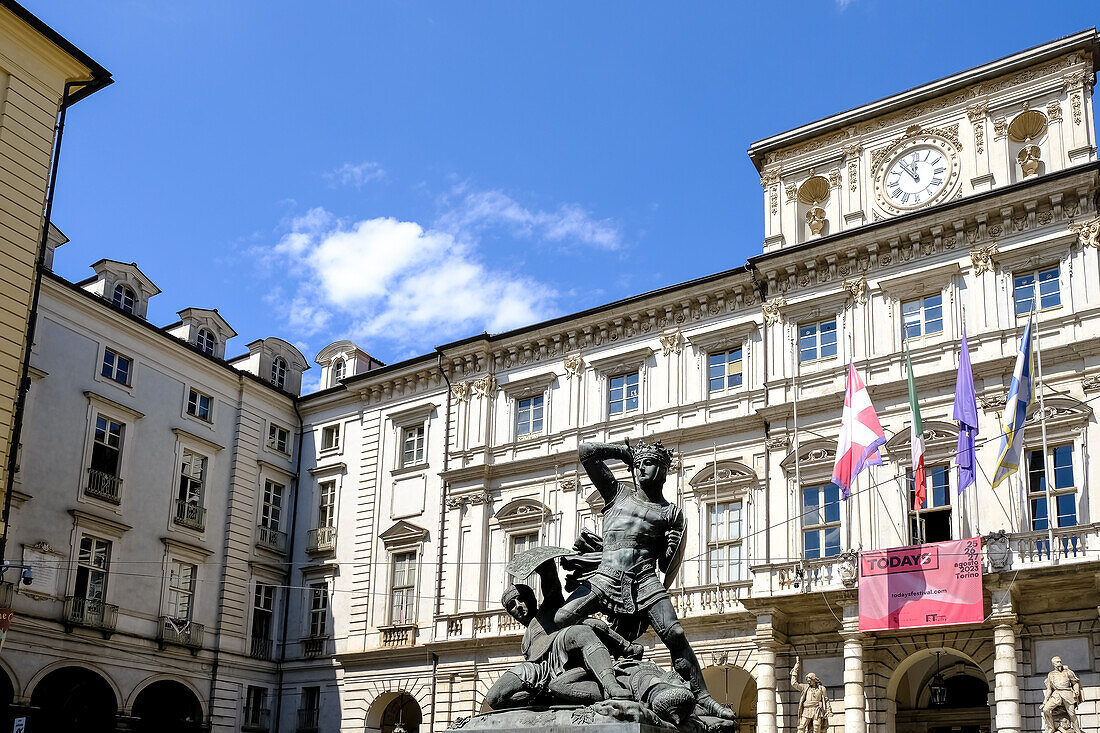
xmin=858 ymin=537 xmax=983 ymax=632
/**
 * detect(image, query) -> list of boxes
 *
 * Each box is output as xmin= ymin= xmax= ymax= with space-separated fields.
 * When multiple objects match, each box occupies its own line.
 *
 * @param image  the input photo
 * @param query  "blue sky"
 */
xmin=36 ymin=1 xmax=1098 ymax=391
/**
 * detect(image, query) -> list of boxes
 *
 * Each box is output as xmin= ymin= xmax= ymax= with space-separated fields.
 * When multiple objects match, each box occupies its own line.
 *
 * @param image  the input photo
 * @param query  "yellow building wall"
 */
xmin=0 ymin=6 xmax=98 ymax=531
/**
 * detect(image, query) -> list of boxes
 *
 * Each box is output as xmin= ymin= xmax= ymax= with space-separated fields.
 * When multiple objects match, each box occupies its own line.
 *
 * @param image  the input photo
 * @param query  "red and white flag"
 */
xmin=831 ymin=360 xmax=887 ymax=499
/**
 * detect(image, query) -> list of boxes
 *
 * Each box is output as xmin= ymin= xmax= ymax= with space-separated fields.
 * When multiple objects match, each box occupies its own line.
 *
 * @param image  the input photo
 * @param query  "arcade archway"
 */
xmin=132 ymin=680 xmax=204 ymax=732
xmin=30 ymin=665 xmax=117 ymax=733
xmin=891 ymin=649 xmax=990 ymax=733
xmin=704 ymin=665 xmax=756 ymax=733
xmin=367 ymin=691 xmax=423 ymax=733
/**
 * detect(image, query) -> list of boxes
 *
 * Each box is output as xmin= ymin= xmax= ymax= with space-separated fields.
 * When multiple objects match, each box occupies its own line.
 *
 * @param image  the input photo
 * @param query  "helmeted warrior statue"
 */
xmin=790 ymin=656 xmax=832 ymax=733
xmin=1042 ymin=655 xmax=1082 ymax=733
xmin=552 ymin=440 xmax=736 ymax=720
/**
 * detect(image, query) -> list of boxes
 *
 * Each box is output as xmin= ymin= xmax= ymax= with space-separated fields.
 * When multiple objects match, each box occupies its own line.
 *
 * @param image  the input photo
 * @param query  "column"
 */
xmin=842 ymin=606 xmax=866 ymax=733
xmin=990 ymin=584 xmax=1021 ymax=733
xmin=756 ymin=638 xmax=779 ymax=733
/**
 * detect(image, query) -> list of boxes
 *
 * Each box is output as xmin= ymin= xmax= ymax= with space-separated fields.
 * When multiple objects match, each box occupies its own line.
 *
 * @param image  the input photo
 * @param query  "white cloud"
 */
xmin=270 ymin=208 xmax=557 ymax=349
xmin=438 ymin=189 xmax=621 ymax=251
xmin=325 ymin=161 xmax=387 ymax=188
xmin=836 ymin=0 xmax=855 ymax=8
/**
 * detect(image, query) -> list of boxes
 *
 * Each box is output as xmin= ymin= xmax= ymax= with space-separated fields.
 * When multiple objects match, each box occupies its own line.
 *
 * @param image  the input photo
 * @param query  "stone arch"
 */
xmin=126 ymin=674 xmax=208 ymax=718
xmin=494 ymin=497 xmax=552 ymax=527
xmin=25 ymin=658 xmax=122 ymax=705
xmin=28 ymin=664 xmax=119 ymax=733
xmin=780 ymin=438 xmax=838 ymax=477
xmin=883 ymin=642 xmax=993 ymax=733
xmin=363 ymin=682 xmax=431 ymax=731
xmin=703 ymin=661 xmax=758 ymax=732
xmin=0 ymin=657 xmax=19 ymax=703
xmin=883 ymin=642 xmax=993 ymax=701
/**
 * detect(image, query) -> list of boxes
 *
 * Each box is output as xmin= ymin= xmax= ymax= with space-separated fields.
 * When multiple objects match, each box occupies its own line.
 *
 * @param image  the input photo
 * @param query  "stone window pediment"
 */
xmin=884 ymin=420 xmax=959 ymax=466
xmin=782 ymin=293 xmax=847 ymax=324
xmin=876 ymin=262 xmax=960 ymax=300
xmin=780 ymin=438 xmax=839 ymax=481
xmin=687 ymin=323 xmax=758 ymax=354
xmin=379 ymin=519 xmax=429 ymax=550
xmin=1023 ymin=396 xmax=1091 ymax=442
xmin=494 ymin=498 xmax=552 ymax=531
xmin=389 ymin=402 xmax=438 ymax=428
xmin=500 ymin=372 xmax=557 ymax=400
xmin=687 ymin=460 xmax=759 ymax=498
xmin=588 ymin=346 xmax=655 ymax=376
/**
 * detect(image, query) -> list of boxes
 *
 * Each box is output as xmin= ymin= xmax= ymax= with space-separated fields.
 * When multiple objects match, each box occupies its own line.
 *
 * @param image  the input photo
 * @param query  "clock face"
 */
xmin=873 ymin=133 xmax=961 ymax=216
xmin=885 ymin=146 xmax=948 ymax=208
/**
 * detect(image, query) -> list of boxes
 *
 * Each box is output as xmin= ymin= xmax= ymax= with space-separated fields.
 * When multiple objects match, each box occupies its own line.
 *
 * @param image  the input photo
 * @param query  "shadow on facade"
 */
xmin=30 ymin=666 xmax=117 ymax=733
xmin=132 ymin=680 xmax=204 ymax=732
xmin=704 ymin=665 xmax=757 ymax=733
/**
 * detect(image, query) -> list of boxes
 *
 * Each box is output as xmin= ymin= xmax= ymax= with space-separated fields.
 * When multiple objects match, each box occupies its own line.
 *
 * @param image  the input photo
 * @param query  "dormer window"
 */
xmin=196 ymin=328 xmax=217 ymax=357
xmin=332 ymin=358 xmax=346 ymax=383
xmin=112 ymin=285 xmax=135 ymax=314
xmin=271 ymin=357 xmax=287 ymax=389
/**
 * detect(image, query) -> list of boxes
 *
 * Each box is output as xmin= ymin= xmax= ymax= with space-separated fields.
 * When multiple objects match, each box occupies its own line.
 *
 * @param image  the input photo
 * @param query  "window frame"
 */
xmin=166 ymin=559 xmax=197 ymax=621
xmin=798 ymin=318 xmax=839 ymax=364
xmin=317 ymin=479 xmax=337 ymax=530
xmin=1026 ymin=443 xmax=1078 ymax=531
xmin=251 ymin=581 xmax=276 ymax=643
xmin=111 ymin=284 xmax=136 ymax=314
xmin=514 ymin=394 xmax=545 ymax=439
xmin=178 ymin=449 xmax=207 ymax=507
xmin=74 ymin=535 xmax=111 ymax=602
xmin=400 ymin=424 xmax=426 ymax=468
xmin=196 ymin=327 xmax=217 ymax=356
xmin=100 ymin=347 xmax=133 ymax=387
xmin=900 ymin=293 xmax=945 ymax=343
xmin=267 ymin=422 xmax=291 ymax=455
xmin=707 ymin=347 xmax=744 ymax=395
xmin=908 ymin=464 xmax=952 ymax=544
xmin=389 ymin=549 xmax=418 ymax=626
xmin=308 ymin=581 xmax=329 ymax=638
xmin=705 ymin=499 xmax=745 ymax=584
xmin=260 ymin=479 xmax=284 ymax=532
xmin=607 ymin=371 xmax=640 ymax=417
xmin=271 ymin=356 xmax=288 ymax=389
xmin=320 ymin=424 xmax=341 ymax=453
xmin=801 ymin=483 xmax=842 ymax=559
xmin=186 ymin=388 xmax=213 ymax=422
xmin=331 ymin=358 xmax=346 ymax=384
xmin=1013 ymin=264 xmax=1061 ymax=318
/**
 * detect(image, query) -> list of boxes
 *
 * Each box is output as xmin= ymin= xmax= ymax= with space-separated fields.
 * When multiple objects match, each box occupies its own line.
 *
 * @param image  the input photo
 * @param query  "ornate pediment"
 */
xmin=495 ymin=498 xmax=552 ymax=529
xmin=1023 ymin=396 xmax=1092 ymax=438
xmin=780 ymin=438 xmax=838 ymax=477
xmin=687 ymin=460 xmax=758 ymax=495
xmin=884 ymin=420 xmax=959 ymax=459
xmin=379 ymin=519 xmax=430 ymax=549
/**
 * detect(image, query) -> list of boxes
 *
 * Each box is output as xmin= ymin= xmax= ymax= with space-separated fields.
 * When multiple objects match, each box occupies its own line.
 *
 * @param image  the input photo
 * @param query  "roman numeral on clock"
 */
xmin=891 ymin=188 xmax=902 ymax=199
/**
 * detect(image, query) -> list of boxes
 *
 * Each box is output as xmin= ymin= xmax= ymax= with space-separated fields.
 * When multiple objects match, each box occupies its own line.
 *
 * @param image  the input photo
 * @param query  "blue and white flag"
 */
xmin=991 ymin=312 xmax=1034 ymax=488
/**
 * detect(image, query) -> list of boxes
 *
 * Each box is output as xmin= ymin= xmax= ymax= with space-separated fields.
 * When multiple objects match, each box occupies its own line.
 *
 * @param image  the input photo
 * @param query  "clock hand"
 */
xmin=899 ymin=161 xmax=920 ymax=183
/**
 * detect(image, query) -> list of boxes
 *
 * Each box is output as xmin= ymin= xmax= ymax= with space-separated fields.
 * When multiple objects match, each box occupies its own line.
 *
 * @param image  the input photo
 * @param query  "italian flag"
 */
xmin=906 ymin=348 xmax=926 ymax=512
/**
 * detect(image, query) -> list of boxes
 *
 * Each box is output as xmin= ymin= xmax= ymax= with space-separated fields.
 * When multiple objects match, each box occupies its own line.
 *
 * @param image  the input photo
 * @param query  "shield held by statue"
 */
xmin=505 ymin=545 xmax=574 ymax=580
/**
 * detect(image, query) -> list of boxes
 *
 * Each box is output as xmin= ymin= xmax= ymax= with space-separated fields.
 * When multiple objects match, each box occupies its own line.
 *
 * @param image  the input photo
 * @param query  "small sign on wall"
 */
xmin=21 ymin=544 xmax=61 ymax=599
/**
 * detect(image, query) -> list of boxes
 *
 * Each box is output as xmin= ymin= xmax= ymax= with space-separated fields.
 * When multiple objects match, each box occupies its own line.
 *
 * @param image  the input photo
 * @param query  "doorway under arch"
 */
xmin=703 ymin=665 xmax=757 ymax=733
xmin=891 ymin=649 xmax=990 ymax=733
xmin=132 ymin=680 xmax=204 ymax=732
xmin=367 ymin=692 xmax=422 ymax=733
xmin=30 ymin=666 xmax=117 ymax=733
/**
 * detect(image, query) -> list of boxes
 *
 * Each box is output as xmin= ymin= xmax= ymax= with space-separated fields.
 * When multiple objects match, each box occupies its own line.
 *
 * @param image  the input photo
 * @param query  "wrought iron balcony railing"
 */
xmin=249 ymin=636 xmax=274 ymax=660
xmin=158 ymin=616 xmax=204 ymax=650
xmin=242 ymin=706 xmax=270 ymax=732
xmin=173 ymin=500 xmax=207 ymax=531
xmin=256 ymin=525 xmax=287 ymax=553
xmin=64 ymin=595 xmax=118 ymax=633
xmin=85 ymin=467 xmax=122 ymax=504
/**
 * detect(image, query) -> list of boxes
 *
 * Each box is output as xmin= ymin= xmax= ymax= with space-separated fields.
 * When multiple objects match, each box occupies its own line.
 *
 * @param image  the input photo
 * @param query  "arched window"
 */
xmin=112 ymin=284 xmax=136 ymax=314
xmin=332 ymin=358 xmax=346 ymax=384
xmin=271 ymin=356 xmax=287 ymax=388
xmin=196 ymin=328 xmax=217 ymax=356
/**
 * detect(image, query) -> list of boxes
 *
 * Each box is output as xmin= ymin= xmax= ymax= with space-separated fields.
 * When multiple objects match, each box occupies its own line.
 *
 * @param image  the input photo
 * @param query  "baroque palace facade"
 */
xmin=3 ymin=22 xmax=1100 ymax=733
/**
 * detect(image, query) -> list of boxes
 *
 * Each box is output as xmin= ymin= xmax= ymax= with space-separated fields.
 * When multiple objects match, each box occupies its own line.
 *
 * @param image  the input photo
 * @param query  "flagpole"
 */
xmin=791 ymin=329 xmax=803 ymax=566
xmin=712 ymin=441 xmax=719 ymax=594
xmin=1033 ymin=312 xmax=1057 ymax=564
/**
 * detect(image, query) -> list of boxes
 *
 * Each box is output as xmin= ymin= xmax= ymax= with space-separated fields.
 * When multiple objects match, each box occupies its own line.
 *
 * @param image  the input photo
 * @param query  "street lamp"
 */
xmin=929 ymin=651 xmax=947 ymax=707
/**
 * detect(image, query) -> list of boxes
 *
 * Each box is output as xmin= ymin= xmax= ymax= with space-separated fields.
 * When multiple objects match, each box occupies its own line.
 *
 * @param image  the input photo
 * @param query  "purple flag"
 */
xmin=953 ymin=325 xmax=979 ymax=493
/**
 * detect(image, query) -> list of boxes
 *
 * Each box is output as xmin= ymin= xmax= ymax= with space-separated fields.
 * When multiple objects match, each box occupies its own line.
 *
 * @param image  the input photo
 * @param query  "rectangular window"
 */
xmin=320 ymin=424 xmax=340 ymax=451
xmin=799 ymin=319 xmax=838 ymax=363
xmin=167 ymin=561 xmax=196 ymax=620
xmin=901 ymin=294 xmax=944 ymax=341
xmin=186 ymin=389 xmax=212 ymax=421
xmin=608 ymin=372 xmax=640 ymax=415
xmin=317 ymin=480 xmax=336 ymax=529
xmin=707 ymin=500 xmax=744 ymax=583
xmin=75 ymin=536 xmax=111 ymax=601
xmin=252 ymin=583 xmax=275 ymax=642
xmin=178 ymin=450 xmax=206 ymax=506
xmin=261 ymin=480 xmax=283 ymax=531
xmin=91 ymin=415 xmax=123 ymax=477
xmin=708 ymin=348 xmax=744 ymax=393
xmin=309 ymin=582 xmax=328 ymax=637
xmin=909 ymin=465 xmax=951 ymax=544
xmin=244 ymin=686 xmax=269 ymax=726
xmin=300 ymin=687 xmax=320 ymax=726
xmin=401 ymin=425 xmax=425 ymax=466
xmin=267 ymin=423 xmax=289 ymax=453
xmin=802 ymin=484 xmax=841 ymax=558
xmin=1014 ymin=266 xmax=1060 ymax=316
xmin=1028 ymin=444 xmax=1077 ymax=530
xmin=101 ymin=347 xmax=132 ymax=385
xmin=390 ymin=551 xmax=417 ymax=625
xmin=515 ymin=395 xmax=544 ymax=436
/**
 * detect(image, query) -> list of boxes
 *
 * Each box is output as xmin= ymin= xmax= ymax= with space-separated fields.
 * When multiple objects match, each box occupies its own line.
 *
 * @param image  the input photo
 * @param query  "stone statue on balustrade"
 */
xmin=790 ymin=656 xmax=832 ymax=733
xmin=1042 ymin=656 xmax=1082 ymax=733
xmin=457 ymin=439 xmax=738 ymax=732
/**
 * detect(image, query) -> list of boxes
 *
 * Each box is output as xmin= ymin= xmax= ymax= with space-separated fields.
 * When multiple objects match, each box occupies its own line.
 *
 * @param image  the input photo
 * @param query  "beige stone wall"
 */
xmin=0 ymin=5 xmax=98 ymax=531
